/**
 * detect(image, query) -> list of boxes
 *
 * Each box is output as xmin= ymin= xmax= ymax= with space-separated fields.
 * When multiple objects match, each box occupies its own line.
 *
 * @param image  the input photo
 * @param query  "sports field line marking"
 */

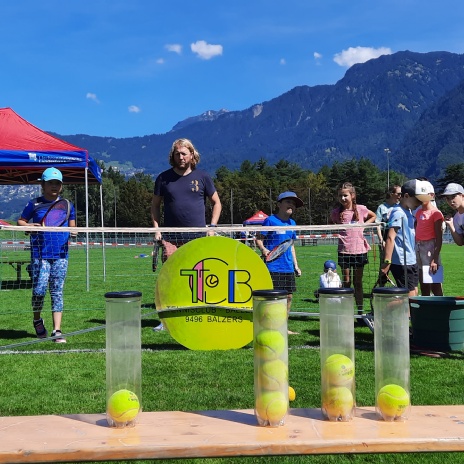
xmin=0 ymin=344 xmax=376 ymax=355
xmin=0 ymin=310 xmax=157 ymax=351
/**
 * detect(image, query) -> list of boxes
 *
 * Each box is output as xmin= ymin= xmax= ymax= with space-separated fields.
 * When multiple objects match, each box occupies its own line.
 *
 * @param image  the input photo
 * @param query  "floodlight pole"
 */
xmin=384 ymin=148 xmax=391 ymax=188
xmin=230 ymin=189 xmax=233 ymax=225
xmin=114 ymin=187 xmax=117 ymax=228
xmin=308 ymin=187 xmax=311 ymax=225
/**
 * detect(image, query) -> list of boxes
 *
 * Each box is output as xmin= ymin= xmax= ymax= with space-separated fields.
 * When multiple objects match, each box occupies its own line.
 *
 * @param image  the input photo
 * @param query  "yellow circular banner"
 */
xmin=155 ymin=236 xmax=273 ymax=350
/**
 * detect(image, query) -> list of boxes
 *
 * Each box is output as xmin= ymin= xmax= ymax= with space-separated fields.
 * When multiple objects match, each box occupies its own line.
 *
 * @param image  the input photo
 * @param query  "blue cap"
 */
xmin=324 ymin=260 xmax=337 ymax=271
xmin=39 ymin=167 xmax=63 ymax=182
xmin=276 ymin=191 xmax=303 ymax=208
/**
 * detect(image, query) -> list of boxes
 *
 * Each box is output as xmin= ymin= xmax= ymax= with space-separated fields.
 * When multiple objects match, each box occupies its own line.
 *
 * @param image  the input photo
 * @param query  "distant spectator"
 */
xmin=440 ymin=183 xmax=464 ymax=246
xmin=375 ymin=185 xmax=401 ymax=286
xmin=375 ymin=185 xmax=401 ymax=251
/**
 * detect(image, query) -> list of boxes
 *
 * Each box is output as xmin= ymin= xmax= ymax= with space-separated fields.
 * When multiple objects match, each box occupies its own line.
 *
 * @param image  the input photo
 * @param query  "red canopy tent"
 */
xmin=0 ymin=107 xmax=101 ymax=185
xmin=243 ymin=211 xmax=269 ymax=225
xmin=0 ymin=108 xmax=103 ymax=290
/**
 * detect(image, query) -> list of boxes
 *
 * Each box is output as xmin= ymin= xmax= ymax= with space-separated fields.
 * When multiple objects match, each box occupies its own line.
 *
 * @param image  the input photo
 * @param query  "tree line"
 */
xmin=64 ymin=159 xmax=464 ymax=228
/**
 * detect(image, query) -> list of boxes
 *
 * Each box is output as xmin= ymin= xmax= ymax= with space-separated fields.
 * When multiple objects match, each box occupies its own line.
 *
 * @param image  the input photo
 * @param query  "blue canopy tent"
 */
xmin=0 ymin=107 xmax=103 ymax=289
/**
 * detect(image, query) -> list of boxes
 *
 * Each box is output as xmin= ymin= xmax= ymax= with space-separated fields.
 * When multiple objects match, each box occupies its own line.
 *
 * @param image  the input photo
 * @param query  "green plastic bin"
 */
xmin=409 ymin=297 xmax=464 ymax=351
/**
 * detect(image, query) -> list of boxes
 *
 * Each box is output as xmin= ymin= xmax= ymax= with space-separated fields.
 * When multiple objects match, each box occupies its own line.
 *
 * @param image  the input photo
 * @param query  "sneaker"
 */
xmin=33 ymin=318 xmax=48 ymax=339
xmin=51 ymin=330 xmax=67 ymax=343
xmin=153 ymin=322 xmax=165 ymax=332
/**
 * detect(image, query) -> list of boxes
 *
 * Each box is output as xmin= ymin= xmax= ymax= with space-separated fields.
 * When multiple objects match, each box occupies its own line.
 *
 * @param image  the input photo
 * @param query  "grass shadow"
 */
xmin=86 ymin=317 xmax=160 ymax=329
xmin=142 ymin=342 xmax=189 ymax=351
xmin=0 ymin=329 xmax=32 ymax=340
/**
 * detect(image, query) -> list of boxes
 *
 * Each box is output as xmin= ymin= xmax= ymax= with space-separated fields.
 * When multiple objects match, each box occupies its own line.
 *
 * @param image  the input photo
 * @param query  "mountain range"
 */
xmin=57 ymin=50 xmax=464 ymax=180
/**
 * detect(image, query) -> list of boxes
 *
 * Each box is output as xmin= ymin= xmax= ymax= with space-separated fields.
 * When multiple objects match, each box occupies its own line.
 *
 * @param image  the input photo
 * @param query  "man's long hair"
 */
xmin=168 ymin=138 xmax=200 ymax=170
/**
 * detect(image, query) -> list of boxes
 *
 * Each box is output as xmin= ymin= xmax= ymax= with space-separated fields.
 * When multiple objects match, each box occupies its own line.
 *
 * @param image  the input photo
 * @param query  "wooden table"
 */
xmin=1 ymin=406 xmax=464 ymax=463
xmin=0 ymin=258 xmax=30 ymax=283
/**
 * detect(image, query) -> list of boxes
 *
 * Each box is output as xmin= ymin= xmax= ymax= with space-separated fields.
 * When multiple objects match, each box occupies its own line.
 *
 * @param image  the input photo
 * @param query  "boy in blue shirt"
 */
xmin=256 ymin=191 xmax=303 ymax=333
xmin=380 ymin=179 xmax=425 ymax=298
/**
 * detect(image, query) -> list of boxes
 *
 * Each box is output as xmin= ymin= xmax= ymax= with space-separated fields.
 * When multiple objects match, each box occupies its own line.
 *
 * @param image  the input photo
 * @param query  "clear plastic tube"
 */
xmin=319 ymin=288 xmax=355 ymax=421
xmin=253 ymin=289 xmax=289 ymax=427
xmin=373 ymin=287 xmax=410 ymax=421
xmin=105 ymin=291 xmax=142 ymax=428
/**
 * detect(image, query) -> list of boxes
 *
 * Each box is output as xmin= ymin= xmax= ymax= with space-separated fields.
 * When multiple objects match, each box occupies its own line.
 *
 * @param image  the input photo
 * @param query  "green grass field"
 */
xmin=1 ymin=234 xmax=464 ymax=464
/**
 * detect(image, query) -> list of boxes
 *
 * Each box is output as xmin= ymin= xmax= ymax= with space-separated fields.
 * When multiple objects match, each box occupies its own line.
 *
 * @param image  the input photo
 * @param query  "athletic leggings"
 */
xmin=31 ymin=258 xmax=68 ymax=313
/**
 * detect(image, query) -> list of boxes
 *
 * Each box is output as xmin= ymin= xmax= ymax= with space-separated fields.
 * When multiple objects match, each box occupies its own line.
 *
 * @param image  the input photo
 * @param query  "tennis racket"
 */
xmin=41 ymin=199 xmax=71 ymax=227
xmin=265 ymin=239 xmax=294 ymax=262
xmin=152 ymin=240 xmax=162 ymax=272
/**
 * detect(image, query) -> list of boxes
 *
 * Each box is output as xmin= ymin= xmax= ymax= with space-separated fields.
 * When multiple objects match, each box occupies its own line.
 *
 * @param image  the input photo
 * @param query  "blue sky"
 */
xmin=1 ymin=1 xmax=463 ymax=138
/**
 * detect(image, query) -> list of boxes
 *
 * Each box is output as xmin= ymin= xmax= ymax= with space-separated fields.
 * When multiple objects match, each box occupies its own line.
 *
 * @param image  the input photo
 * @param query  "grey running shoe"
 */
xmin=51 ymin=330 xmax=67 ymax=343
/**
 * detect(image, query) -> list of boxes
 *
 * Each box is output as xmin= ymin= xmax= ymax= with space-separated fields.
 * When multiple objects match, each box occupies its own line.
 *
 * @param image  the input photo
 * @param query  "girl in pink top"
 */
xmin=415 ymin=193 xmax=444 ymax=296
xmin=330 ymin=182 xmax=376 ymax=316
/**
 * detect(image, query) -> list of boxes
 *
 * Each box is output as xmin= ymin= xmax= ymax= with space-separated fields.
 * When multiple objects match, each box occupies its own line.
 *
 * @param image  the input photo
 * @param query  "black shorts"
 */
xmin=338 ymin=253 xmax=368 ymax=269
xmin=269 ymin=272 xmax=296 ymax=293
xmin=390 ymin=263 xmax=419 ymax=291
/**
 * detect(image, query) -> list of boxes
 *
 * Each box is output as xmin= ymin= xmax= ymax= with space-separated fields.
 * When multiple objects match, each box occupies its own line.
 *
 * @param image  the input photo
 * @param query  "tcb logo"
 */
xmin=180 ymin=258 xmax=253 ymax=305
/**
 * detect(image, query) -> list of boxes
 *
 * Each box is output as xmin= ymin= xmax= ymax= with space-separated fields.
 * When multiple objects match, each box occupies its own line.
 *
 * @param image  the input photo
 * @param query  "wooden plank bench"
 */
xmin=1 ymin=405 xmax=464 ymax=463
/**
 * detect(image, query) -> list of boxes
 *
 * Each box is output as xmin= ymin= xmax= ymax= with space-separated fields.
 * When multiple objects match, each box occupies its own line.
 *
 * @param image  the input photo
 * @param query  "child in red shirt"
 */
xmin=415 ymin=181 xmax=444 ymax=296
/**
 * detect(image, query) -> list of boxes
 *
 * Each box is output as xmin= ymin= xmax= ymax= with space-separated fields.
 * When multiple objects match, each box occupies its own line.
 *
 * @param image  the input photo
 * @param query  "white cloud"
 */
xmin=156 ymin=58 xmax=165 ymax=64
xmin=86 ymin=92 xmax=100 ymax=104
xmin=333 ymin=46 xmax=392 ymax=67
xmin=280 ymin=58 xmax=286 ymax=65
xmin=314 ymin=52 xmax=322 ymax=60
xmin=165 ymin=43 xmax=182 ymax=54
xmin=128 ymin=105 xmax=141 ymax=113
xmin=190 ymin=40 xmax=223 ymax=60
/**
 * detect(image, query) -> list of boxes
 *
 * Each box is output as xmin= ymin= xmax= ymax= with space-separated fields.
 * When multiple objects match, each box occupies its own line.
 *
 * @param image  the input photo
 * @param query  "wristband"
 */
xmin=384 ymin=259 xmax=392 ymax=264
xmin=209 ymin=224 xmax=217 ymax=227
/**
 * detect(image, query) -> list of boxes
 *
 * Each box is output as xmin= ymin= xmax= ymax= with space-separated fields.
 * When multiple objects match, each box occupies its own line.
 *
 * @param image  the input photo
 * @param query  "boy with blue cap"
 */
xmin=256 ymin=191 xmax=303 ymax=334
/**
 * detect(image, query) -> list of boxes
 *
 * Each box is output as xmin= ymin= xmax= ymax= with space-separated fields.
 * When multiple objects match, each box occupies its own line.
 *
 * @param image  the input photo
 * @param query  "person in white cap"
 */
xmin=380 ymin=179 xmax=425 ymax=299
xmin=256 ymin=191 xmax=303 ymax=334
xmin=440 ymin=183 xmax=464 ymax=246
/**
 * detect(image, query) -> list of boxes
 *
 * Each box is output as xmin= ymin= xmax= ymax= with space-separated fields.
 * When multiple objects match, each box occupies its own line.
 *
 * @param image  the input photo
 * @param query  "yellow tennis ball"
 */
xmin=322 ymin=386 xmax=354 ymax=419
xmin=256 ymin=300 xmax=287 ymax=330
xmin=256 ymin=391 xmax=288 ymax=424
xmin=259 ymin=359 xmax=288 ymax=391
xmin=288 ymin=386 xmax=296 ymax=402
xmin=377 ymin=384 xmax=410 ymax=419
xmin=323 ymin=354 xmax=354 ymax=386
xmin=255 ymin=329 xmax=286 ymax=360
xmin=107 ymin=389 xmax=140 ymax=423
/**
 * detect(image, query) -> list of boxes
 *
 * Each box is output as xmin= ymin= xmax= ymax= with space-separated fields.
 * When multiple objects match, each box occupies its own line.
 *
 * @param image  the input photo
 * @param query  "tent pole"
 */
xmin=85 ymin=168 xmax=90 ymax=291
xmin=100 ymin=184 xmax=106 ymax=281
